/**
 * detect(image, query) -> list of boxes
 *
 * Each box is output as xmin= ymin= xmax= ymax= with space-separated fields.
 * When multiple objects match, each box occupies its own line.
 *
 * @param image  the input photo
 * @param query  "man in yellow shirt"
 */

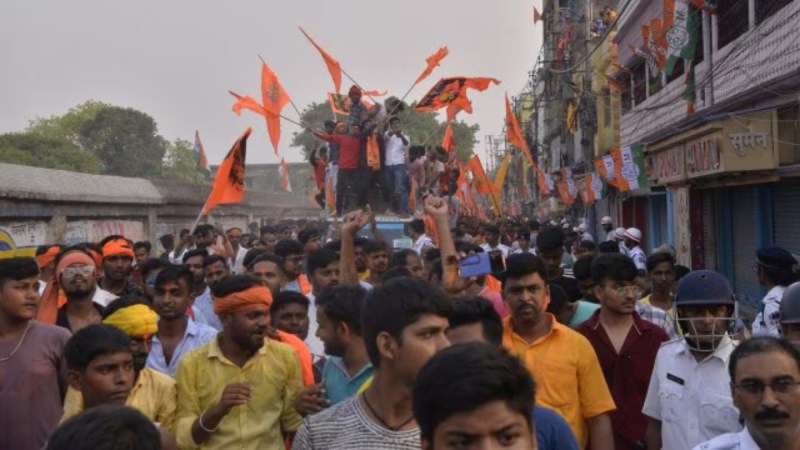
xmin=501 ymin=252 xmax=616 ymax=450
xmin=175 ymin=275 xmax=303 ymax=450
xmin=62 ymin=297 xmax=176 ymax=431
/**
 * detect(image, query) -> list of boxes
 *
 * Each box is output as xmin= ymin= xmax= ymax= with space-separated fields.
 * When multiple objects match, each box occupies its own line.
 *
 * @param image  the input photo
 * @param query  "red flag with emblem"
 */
xmin=202 ymin=128 xmax=251 ymax=215
xmin=416 ymin=77 xmax=500 ymax=122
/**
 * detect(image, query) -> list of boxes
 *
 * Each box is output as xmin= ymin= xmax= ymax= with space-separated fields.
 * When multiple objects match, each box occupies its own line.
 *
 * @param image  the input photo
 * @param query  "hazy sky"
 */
xmin=2 ymin=0 xmax=541 ymax=164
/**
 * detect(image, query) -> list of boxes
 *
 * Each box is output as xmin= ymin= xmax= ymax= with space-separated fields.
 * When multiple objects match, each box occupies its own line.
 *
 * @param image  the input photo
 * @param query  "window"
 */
xmin=633 ymin=62 xmax=647 ymax=105
xmin=620 ymin=74 xmax=632 ymax=114
xmin=717 ymin=0 xmax=750 ymax=49
xmin=757 ymin=0 xmax=793 ymax=24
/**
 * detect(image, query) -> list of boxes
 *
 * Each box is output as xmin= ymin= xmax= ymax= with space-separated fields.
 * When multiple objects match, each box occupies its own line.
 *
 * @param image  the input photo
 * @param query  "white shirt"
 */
xmin=92 ymin=286 xmax=118 ymax=307
xmin=606 ymin=230 xmax=617 ymax=242
xmin=231 ymin=246 xmax=249 ymax=274
xmin=413 ymin=235 xmax=435 ymax=257
xmin=305 ymin=292 xmax=326 ymax=358
xmin=642 ymin=335 xmax=742 ymax=450
xmin=752 ymin=285 xmax=785 ymax=337
xmin=481 ymin=243 xmax=511 ymax=258
xmin=383 ymin=131 xmax=409 ymax=166
xmin=629 ymin=245 xmax=646 ymax=271
xmin=692 ymin=427 xmax=760 ymax=450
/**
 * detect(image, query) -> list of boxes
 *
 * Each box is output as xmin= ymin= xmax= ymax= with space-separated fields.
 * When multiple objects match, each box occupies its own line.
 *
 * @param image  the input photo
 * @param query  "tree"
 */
xmin=78 ymin=107 xmax=168 ymax=177
xmin=26 ymin=100 xmax=112 ymax=146
xmin=0 ymin=132 xmax=103 ymax=173
xmin=160 ymin=139 xmax=202 ymax=183
xmin=290 ymin=99 xmax=480 ymax=162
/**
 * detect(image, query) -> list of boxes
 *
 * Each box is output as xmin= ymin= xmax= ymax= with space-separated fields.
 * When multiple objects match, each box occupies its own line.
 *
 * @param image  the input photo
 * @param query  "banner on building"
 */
xmin=612 ymin=145 xmax=648 ymax=192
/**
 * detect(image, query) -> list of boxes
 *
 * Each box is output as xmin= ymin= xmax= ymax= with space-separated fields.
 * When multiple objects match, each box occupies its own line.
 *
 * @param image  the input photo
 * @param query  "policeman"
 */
xmin=693 ymin=336 xmax=800 ymax=450
xmin=624 ymin=227 xmax=646 ymax=271
xmin=601 ymin=216 xmax=615 ymax=241
xmin=752 ymin=246 xmax=799 ymax=337
xmin=779 ymin=282 xmax=800 ymax=347
xmin=614 ymin=227 xmax=628 ymax=256
xmin=642 ymin=270 xmax=742 ymax=450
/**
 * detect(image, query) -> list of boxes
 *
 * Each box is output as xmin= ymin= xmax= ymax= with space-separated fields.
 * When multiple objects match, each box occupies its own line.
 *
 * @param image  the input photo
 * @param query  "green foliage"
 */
xmin=26 ymin=100 xmax=112 ymax=145
xmin=78 ymin=107 xmax=168 ymax=177
xmin=290 ymin=99 xmax=479 ymax=162
xmin=160 ymin=139 xmax=203 ymax=183
xmin=0 ymin=132 xmax=103 ymax=173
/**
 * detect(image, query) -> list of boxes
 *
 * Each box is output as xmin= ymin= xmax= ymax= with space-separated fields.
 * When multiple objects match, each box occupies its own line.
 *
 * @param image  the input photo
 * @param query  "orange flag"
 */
xmin=467 ymin=155 xmax=495 ymax=195
xmin=416 ymin=77 xmax=500 ymax=122
xmin=279 ymin=158 xmax=291 ymax=192
xmin=325 ymin=173 xmax=336 ymax=213
xmin=261 ymin=62 xmax=291 ymax=154
xmin=202 ymin=128 xmax=251 ymax=215
xmin=441 ymin=123 xmax=455 ymax=152
xmin=414 ymin=47 xmax=449 ymax=85
xmin=447 ymin=77 xmax=500 ymax=121
xmin=533 ymin=7 xmax=542 ymax=24
xmin=300 ymin=27 xmax=343 ymax=93
xmin=505 ymin=93 xmax=534 ymax=166
xmin=362 ymin=90 xmax=387 ymax=97
xmin=229 ymin=91 xmax=281 ymax=155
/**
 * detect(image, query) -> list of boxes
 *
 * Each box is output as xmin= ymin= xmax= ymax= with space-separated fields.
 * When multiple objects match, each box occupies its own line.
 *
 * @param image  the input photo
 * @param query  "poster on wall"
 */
xmin=674 ymin=185 xmax=692 ymax=267
xmin=65 ymin=220 xmax=144 ymax=245
xmin=0 ymin=221 xmax=49 ymax=257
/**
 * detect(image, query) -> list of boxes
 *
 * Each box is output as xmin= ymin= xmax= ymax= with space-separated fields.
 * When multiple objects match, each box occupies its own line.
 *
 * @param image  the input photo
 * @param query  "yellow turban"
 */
xmin=103 ymin=304 xmax=158 ymax=337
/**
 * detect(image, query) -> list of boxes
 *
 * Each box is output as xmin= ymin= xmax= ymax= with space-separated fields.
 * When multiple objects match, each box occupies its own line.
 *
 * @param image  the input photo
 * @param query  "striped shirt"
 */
xmin=292 ymin=396 xmax=419 ymax=450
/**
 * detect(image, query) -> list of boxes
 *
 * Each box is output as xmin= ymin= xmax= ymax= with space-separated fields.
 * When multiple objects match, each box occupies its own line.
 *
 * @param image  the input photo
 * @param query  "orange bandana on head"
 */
xmin=213 ymin=285 xmax=273 ymax=315
xmin=37 ymin=245 xmax=61 ymax=269
xmin=38 ymin=250 xmax=97 ymax=325
xmin=102 ymin=239 xmax=134 ymax=259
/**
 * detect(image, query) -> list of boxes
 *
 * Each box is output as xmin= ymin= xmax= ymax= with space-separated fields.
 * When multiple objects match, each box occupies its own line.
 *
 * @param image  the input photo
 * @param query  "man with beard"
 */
xmin=133 ymin=241 xmax=152 ymax=268
xmin=292 ymin=277 xmax=451 ymax=449
xmin=175 ymin=275 xmax=303 ymax=450
xmin=298 ymin=228 xmax=323 ymax=255
xmin=61 ymin=302 xmax=176 ymax=431
xmin=260 ymin=226 xmax=279 ymax=253
xmin=363 ymin=239 xmax=390 ymax=288
xmin=98 ymin=237 xmax=146 ymax=298
xmin=501 ymin=253 xmax=615 ymax=450
xmin=389 ymin=249 xmax=425 ymax=279
xmin=276 ymin=239 xmax=312 ymax=296
xmin=0 ymin=257 xmax=71 ymax=450
xmin=46 ymin=248 xmax=114 ymax=332
xmin=147 ymin=266 xmax=218 ymax=377
xmin=694 ymin=336 xmax=800 ymax=450
xmin=183 ymin=249 xmax=220 ymax=331
xmin=643 ymin=270 xmax=742 ymax=450
xmin=295 ymin=285 xmax=372 ymax=416
xmin=226 ymin=227 xmax=248 ymax=274
xmin=248 ymin=253 xmax=286 ymax=296
xmin=62 ymin=325 xmax=177 ymax=448
xmin=354 ymin=237 xmax=370 ymax=281
xmin=304 ymin=248 xmax=341 ymax=356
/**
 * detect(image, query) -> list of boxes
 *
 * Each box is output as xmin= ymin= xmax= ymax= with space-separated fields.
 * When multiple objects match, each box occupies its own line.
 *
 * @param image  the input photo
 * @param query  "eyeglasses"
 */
xmin=608 ymin=285 xmax=643 ymax=298
xmin=61 ymin=265 xmax=95 ymax=278
xmin=733 ymin=378 xmax=800 ymax=397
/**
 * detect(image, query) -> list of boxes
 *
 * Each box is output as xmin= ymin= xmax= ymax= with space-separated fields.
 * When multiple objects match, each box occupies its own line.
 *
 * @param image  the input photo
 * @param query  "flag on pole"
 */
xmin=202 ymin=128 xmax=251 ymax=215
xmin=468 ymin=155 xmax=501 ymax=215
xmin=665 ymin=0 xmax=700 ymax=76
xmin=594 ymin=154 xmax=619 ymax=188
xmin=493 ymin=152 xmax=512 ymax=193
xmin=279 ymin=158 xmax=292 ymax=192
xmin=193 ymin=130 xmax=210 ymax=177
xmin=442 ymin=123 xmax=455 ymax=152
xmin=414 ymin=47 xmax=449 ymax=85
xmin=505 ymin=93 xmax=535 ymax=166
xmin=229 ymin=91 xmax=281 ymax=155
xmin=533 ymin=7 xmax=542 ymax=24
xmin=261 ymin=62 xmax=291 ymax=154
xmin=416 ymin=77 xmax=500 ymax=122
xmin=566 ymin=101 xmax=579 ymax=134
xmin=299 ymin=27 xmax=343 ymax=94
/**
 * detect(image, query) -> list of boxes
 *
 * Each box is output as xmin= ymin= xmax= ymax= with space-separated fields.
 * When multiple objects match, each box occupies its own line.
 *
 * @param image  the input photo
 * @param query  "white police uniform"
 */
xmin=629 ymin=245 xmax=646 ymax=271
xmin=692 ymin=428 xmax=760 ymax=450
xmin=751 ymin=285 xmax=785 ymax=337
xmin=642 ymin=335 xmax=742 ymax=450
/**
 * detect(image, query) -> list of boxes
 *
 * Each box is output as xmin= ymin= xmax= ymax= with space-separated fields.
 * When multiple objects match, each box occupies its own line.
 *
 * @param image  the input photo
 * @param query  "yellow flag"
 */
xmin=493 ymin=152 xmax=512 ymax=193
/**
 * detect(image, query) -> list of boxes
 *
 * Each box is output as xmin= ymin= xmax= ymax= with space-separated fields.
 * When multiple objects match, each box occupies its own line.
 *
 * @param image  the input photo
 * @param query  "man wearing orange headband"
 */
xmin=35 ymin=244 xmax=61 ymax=295
xmin=38 ymin=247 xmax=117 ymax=331
xmin=175 ymin=275 xmax=303 ymax=450
xmin=98 ymin=236 xmax=146 ymax=299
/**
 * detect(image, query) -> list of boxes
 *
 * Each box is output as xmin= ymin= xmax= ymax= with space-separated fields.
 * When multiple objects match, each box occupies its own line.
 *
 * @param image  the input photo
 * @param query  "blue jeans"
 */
xmin=386 ymin=164 xmax=409 ymax=214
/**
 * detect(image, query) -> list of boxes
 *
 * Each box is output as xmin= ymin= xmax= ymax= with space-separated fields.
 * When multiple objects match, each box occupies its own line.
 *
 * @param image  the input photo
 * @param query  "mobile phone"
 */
xmin=459 ymin=250 xmax=506 ymax=278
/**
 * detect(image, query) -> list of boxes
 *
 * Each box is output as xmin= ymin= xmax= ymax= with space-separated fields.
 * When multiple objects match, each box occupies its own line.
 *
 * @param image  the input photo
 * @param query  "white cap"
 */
xmin=582 ymin=232 xmax=595 ymax=243
xmin=601 ymin=216 xmax=613 ymax=225
xmin=624 ymin=227 xmax=642 ymax=243
xmin=578 ymin=223 xmax=587 ymax=232
xmin=614 ymin=227 xmax=627 ymax=239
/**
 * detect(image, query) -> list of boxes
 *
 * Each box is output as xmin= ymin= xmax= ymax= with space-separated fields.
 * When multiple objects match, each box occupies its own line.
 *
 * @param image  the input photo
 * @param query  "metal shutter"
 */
xmin=774 ymin=182 xmax=800 ymax=254
xmin=731 ymin=187 xmax=762 ymax=310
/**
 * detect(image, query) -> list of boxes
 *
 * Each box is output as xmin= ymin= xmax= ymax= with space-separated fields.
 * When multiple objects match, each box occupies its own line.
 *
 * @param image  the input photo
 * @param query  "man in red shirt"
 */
xmin=309 ymin=123 xmax=373 ymax=215
xmin=575 ymin=253 xmax=668 ymax=450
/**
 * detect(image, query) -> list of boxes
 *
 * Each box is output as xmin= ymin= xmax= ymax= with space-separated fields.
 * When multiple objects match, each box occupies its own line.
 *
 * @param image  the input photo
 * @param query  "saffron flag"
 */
xmin=493 ymin=152 xmax=512 ymax=193
xmin=556 ymin=182 xmax=576 ymax=206
xmin=361 ymin=90 xmax=387 ymax=97
xmin=300 ymin=27 xmax=343 ymax=93
xmin=650 ymin=18 xmax=667 ymax=70
xmin=193 ymin=130 xmax=210 ymax=177
xmin=533 ymin=7 xmax=542 ymax=24
xmin=414 ymin=47 xmax=449 ymax=85
xmin=261 ymin=62 xmax=291 ymax=154
xmin=325 ymin=172 xmax=336 ymax=213
xmin=535 ymin=166 xmax=551 ymax=197
xmin=467 ymin=155 xmax=496 ymax=195
xmin=505 ymin=93 xmax=535 ymax=166
xmin=229 ymin=91 xmax=280 ymax=155
xmin=442 ymin=123 xmax=455 ymax=152
xmin=202 ymin=128 xmax=251 ymax=215
xmin=416 ymin=77 xmax=500 ymax=122
xmin=279 ymin=158 xmax=292 ymax=192
xmin=665 ymin=0 xmax=700 ymax=76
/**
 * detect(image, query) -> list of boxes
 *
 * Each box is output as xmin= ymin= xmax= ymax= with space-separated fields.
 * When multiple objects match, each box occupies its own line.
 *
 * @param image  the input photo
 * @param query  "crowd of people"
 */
xmin=3 ymin=196 xmax=800 ymax=449
xmin=305 ymin=85 xmax=461 ymax=218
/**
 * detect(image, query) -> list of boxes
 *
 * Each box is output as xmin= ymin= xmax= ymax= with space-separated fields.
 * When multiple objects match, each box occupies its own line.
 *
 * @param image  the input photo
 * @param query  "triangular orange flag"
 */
xmin=441 ymin=123 xmax=455 ymax=152
xmin=505 ymin=93 xmax=535 ymax=166
xmin=229 ymin=91 xmax=282 ymax=156
xmin=202 ymin=128 xmax=251 ymax=215
xmin=300 ymin=27 xmax=343 ymax=94
xmin=414 ymin=47 xmax=449 ymax=85
xmin=261 ymin=62 xmax=291 ymax=154
xmin=533 ymin=7 xmax=542 ymax=24
xmin=446 ymin=77 xmax=500 ymax=121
